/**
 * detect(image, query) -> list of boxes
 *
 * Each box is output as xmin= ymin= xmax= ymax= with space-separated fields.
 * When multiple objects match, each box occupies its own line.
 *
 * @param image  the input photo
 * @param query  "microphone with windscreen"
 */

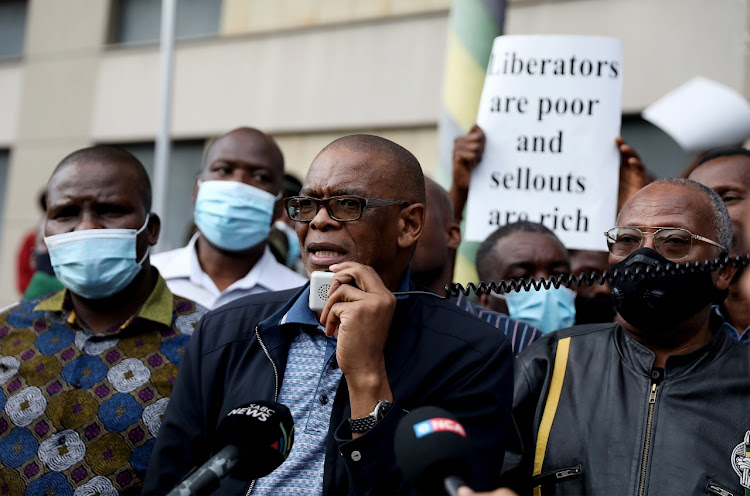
xmin=394 ymin=406 xmax=472 ymax=496
xmin=167 ymin=400 xmax=294 ymax=496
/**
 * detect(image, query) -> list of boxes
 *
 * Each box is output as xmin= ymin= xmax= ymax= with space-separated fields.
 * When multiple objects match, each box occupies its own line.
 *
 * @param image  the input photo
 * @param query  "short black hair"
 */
xmin=321 ymin=134 xmax=426 ymax=205
xmin=203 ymin=127 xmax=285 ymax=175
xmin=696 ymin=146 xmax=750 ymax=167
xmin=50 ymin=145 xmax=152 ymax=212
xmin=475 ymin=221 xmax=561 ymax=281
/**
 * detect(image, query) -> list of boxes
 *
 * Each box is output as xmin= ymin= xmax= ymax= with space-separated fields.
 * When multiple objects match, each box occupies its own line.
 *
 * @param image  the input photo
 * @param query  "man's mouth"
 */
xmin=313 ymin=250 xmax=342 ymax=258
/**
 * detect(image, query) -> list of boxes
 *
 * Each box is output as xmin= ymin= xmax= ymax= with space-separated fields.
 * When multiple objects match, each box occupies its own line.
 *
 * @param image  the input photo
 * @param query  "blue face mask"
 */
xmin=274 ymin=220 xmax=301 ymax=268
xmin=194 ymin=180 xmax=276 ymax=252
xmin=503 ymin=286 xmax=576 ymax=334
xmin=44 ymin=215 xmax=151 ymax=300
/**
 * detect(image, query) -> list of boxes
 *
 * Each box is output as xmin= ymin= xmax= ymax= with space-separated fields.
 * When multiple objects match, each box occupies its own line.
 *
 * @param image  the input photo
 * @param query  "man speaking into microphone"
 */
xmin=143 ymin=135 xmax=513 ymax=495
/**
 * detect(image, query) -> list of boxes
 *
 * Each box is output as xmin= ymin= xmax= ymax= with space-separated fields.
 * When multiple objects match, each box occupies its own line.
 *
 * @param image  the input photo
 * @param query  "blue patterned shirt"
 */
xmin=453 ymin=292 xmax=540 ymax=355
xmin=714 ymin=304 xmax=750 ymax=345
xmin=0 ymin=275 xmax=206 ymax=495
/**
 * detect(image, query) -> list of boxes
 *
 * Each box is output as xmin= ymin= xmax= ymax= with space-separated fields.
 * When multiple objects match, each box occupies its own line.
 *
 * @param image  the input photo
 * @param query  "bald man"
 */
xmin=145 ymin=135 xmax=513 ymax=495
xmin=151 ymin=127 xmax=306 ymax=310
xmin=500 ymin=179 xmax=750 ymax=496
xmin=0 ymin=146 xmax=207 ymax=494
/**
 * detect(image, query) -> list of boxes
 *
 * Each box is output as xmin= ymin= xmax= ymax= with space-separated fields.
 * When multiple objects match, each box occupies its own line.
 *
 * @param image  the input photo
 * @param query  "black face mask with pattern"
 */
xmin=609 ymin=248 xmax=725 ymax=332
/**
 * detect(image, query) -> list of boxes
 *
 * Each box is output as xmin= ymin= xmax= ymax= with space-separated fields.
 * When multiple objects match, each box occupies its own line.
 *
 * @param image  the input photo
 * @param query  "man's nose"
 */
xmin=74 ymin=213 xmax=102 ymax=231
xmin=641 ymin=233 xmax=657 ymax=250
xmin=309 ymin=203 xmax=338 ymax=230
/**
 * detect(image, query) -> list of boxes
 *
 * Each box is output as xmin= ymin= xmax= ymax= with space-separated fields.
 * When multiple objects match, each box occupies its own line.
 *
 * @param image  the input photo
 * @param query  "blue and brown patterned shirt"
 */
xmin=0 ymin=275 xmax=206 ymax=495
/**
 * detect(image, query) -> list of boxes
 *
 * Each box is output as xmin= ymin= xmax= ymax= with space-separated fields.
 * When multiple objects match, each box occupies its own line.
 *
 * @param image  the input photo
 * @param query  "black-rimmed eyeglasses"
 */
xmin=284 ymin=196 xmax=410 ymax=222
xmin=604 ymin=226 xmax=726 ymax=261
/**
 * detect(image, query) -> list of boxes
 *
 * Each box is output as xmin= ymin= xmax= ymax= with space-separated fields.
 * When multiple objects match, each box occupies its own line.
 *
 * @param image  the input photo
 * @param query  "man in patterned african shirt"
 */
xmin=0 ymin=146 xmax=206 ymax=495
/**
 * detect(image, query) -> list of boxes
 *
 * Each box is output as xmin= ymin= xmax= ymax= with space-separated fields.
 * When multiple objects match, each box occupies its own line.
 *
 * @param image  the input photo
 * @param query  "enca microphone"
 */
xmin=394 ymin=406 xmax=472 ymax=496
xmin=167 ymin=400 xmax=294 ymax=496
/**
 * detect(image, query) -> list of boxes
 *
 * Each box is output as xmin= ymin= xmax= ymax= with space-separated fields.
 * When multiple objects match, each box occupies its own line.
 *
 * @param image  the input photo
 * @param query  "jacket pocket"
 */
xmin=705 ymin=479 xmax=738 ymax=496
xmin=532 ymin=464 xmax=583 ymax=495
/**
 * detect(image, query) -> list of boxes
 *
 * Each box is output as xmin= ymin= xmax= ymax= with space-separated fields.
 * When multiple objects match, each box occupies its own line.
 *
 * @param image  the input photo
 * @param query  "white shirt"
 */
xmin=151 ymin=233 xmax=308 ymax=309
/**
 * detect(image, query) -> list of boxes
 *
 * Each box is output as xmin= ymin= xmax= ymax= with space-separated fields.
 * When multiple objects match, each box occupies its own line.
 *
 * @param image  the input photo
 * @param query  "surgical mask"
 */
xmin=45 ymin=215 xmax=151 ymax=300
xmin=194 ymin=180 xmax=276 ymax=252
xmin=609 ymin=247 xmax=724 ymax=332
xmin=500 ymin=286 xmax=576 ymax=334
xmin=274 ymin=220 xmax=301 ymax=267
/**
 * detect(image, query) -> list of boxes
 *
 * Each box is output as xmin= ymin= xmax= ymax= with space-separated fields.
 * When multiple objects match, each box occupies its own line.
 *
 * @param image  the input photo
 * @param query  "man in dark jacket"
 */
xmin=500 ymin=178 xmax=750 ymax=496
xmin=144 ymin=135 xmax=514 ymax=495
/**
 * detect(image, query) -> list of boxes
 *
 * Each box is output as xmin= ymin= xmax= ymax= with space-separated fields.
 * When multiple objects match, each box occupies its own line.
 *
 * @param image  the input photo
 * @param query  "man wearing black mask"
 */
xmin=499 ymin=178 xmax=750 ymax=496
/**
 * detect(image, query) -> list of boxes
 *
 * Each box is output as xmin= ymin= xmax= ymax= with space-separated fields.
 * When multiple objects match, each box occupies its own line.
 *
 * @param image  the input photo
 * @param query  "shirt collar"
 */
xmin=33 ymin=274 xmax=174 ymax=331
xmin=186 ymin=233 xmax=300 ymax=293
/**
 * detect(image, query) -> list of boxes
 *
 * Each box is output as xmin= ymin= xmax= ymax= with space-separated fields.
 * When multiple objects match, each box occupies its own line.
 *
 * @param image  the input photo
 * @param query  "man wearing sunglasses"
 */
xmin=499 ymin=178 xmax=750 ymax=496
xmin=145 ymin=135 xmax=513 ymax=495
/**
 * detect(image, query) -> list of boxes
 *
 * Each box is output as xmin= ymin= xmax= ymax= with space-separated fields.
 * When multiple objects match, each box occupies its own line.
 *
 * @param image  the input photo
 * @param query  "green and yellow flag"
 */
xmin=438 ymin=0 xmax=507 ymax=285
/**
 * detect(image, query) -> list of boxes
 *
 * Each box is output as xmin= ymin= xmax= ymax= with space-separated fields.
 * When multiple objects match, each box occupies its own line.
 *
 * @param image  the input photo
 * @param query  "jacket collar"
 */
xmin=615 ymin=311 xmax=733 ymax=379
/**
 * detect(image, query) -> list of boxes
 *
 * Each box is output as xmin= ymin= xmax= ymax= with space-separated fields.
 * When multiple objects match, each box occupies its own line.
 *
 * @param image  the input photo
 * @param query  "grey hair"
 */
xmin=618 ymin=177 xmax=733 ymax=252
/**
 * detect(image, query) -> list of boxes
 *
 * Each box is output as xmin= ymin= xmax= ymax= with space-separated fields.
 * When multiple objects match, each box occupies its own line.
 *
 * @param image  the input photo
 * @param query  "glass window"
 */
xmin=0 ymin=1 xmax=28 ymax=60
xmin=110 ymin=0 xmax=222 ymax=45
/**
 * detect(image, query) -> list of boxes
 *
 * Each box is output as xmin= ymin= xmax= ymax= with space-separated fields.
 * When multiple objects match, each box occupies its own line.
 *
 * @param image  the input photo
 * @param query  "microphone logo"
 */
xmin=413 ymin=418 xmax=467 ymax=438
xmin=271 ymin=420 xmax=294 ymax=458
xmin=228 ymin=403 xmax=276 ymax=421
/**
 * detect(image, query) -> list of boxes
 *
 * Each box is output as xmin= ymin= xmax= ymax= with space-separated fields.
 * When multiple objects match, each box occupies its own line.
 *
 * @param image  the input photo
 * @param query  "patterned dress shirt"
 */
xmin=453 ymin=292 xmax=540 ymax=355
xmin=0 ymin=275 xmax=206 ymax=495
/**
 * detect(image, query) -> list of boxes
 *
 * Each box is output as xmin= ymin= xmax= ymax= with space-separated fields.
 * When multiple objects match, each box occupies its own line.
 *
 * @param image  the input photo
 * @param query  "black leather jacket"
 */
xmin=500 ymin=319 xmax=750 ymax=496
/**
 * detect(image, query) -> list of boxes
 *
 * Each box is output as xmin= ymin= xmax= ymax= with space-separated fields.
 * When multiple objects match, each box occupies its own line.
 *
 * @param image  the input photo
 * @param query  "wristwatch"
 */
xmin=348 ymin=400 xmax=394 ymax=433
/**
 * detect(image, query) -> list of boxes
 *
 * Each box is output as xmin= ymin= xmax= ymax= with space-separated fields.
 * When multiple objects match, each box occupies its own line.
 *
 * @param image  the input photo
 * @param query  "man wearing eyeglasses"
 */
xmin=144 ymin=135 xmax=514 ymax=495
xmin=499 ymin=178 xmax=750 ymax=496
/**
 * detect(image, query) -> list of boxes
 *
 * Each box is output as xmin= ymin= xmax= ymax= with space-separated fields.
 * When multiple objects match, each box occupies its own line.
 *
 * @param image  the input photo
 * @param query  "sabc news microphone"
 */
xmin=394 ymin=406 xmax=472 ymax=496
xmin=167 ymin=400 xmax=294 ymax=496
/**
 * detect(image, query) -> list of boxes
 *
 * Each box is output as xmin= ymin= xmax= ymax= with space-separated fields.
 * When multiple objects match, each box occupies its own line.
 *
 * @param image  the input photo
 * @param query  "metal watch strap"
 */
xmin=348 ymin=400 xmax=393 ymax=433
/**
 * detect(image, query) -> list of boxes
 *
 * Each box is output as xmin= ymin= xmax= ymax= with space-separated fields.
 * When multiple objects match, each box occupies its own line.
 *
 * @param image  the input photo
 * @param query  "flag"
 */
xmin=438 ymin=0 xmax=507 ymax=286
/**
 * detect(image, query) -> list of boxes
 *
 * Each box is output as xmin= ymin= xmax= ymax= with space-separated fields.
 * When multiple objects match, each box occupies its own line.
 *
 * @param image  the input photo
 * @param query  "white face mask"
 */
xmin=44 ymin=215 xmax=151 ymax=299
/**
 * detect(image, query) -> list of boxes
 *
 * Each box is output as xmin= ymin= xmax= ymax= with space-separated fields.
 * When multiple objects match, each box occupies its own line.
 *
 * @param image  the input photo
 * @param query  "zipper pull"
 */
xmin=648 ymin=383 xmax=657 ymax=404
xmin=555 ymin=467 xmax=581 ymax=479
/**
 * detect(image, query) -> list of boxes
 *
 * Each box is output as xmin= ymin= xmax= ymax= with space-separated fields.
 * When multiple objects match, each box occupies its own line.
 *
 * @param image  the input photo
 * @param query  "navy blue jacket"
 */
xmin=143 ymin=284 xmax=514 ymax=495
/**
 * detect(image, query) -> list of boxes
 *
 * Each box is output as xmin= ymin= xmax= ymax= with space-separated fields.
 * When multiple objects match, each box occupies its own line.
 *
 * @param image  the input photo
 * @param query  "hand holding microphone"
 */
xmin=167 ymin=400 xmax=294 ymax=496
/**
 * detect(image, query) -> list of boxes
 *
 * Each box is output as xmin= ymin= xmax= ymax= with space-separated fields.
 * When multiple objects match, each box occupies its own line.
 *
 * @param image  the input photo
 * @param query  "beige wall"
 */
xmin=0 ymin=0 xmax=748 ymax=304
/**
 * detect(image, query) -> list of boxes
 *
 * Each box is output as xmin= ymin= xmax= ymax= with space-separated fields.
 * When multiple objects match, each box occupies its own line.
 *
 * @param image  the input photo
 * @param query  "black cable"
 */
xmin=444 ymin=253 xmax=750 ymax=298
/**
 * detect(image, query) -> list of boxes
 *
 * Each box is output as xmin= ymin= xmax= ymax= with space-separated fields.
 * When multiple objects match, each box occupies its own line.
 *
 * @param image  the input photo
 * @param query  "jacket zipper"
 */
xmin=706 ymin=483 xmax=735 ymax=496
xmin=532 ymin=464 xmax=582 ymax=487
xmin=637 ymin=382 xmax=658 ymax=496
xmin=245 ymin=326 xmax=281 ymax=496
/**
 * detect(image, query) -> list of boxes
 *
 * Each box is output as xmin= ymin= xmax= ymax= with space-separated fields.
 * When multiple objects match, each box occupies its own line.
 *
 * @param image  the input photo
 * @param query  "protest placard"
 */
xmin=465 ymin=35 xmax=623 ymax=251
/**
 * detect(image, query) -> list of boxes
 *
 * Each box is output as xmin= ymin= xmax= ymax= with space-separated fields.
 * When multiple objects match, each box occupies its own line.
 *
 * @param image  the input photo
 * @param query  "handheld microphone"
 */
xmin=167 ymin=400 xmax=294 ymax=496
xmin=394 ymin=406 xmax=472 ymax=496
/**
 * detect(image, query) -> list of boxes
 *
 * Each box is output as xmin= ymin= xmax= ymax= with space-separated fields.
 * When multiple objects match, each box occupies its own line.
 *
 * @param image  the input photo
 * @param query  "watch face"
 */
xmin=374 ymin=400 xmax=394 ymax=420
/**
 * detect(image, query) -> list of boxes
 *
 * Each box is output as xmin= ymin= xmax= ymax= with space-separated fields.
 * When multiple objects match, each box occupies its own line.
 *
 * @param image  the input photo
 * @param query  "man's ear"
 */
xmin=397 ymin=203 xmax=425 ymax=249
xmin=191 ymin=176 xmax=201 ymax=204
xmin=446 ymin=220 xmax=461 ymax=251
xmin=714 ymin=261 xmax=737 ymax=291
xmin=146 ymin=213 xmax=161 ymax=246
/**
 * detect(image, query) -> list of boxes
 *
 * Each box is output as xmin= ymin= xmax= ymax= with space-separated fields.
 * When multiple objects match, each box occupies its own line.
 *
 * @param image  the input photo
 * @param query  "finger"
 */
xmin=328 ymin=263 xmax=387 ymax=294
xmin=615 ymin=136 xmax=625 ymax=146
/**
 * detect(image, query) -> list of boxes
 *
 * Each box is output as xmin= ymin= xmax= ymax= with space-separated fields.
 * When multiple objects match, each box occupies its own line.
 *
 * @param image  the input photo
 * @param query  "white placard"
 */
xmin=465 ymin=35 xmax=623 ymax=251
xmin=642 ymin=77 xmax=750 ymax=153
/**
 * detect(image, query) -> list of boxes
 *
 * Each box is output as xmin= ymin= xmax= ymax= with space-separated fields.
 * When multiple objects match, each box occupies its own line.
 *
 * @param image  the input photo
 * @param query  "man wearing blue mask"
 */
xmin=499 ymin=179 xmax=750 ymax=496
xmin=0 ymin=146 xmax=207 ymax=494
xmin=151 ymin=127 xmax=306 ymax=309
xmin=475 ymin=221 xmax=576 ymax=334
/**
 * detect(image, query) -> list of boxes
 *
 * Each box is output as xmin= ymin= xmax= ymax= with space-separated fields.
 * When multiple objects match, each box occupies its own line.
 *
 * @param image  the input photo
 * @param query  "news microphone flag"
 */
xmin=438 ymin=0 xmax=507 ymax=285
xmin=394 ymin=406 xmax=472 ymax=496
